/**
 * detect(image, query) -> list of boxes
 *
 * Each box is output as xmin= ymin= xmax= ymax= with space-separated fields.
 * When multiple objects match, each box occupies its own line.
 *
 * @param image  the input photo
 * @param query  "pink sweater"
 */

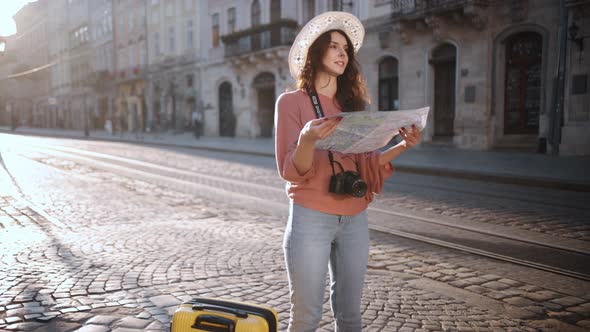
xmin=274 ymin=89 xmax=394 ymax=216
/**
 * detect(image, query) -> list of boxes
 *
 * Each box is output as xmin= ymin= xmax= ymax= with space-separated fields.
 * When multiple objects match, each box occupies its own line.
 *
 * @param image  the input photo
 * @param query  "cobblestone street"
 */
xmin=0 ymin=138 xmax=589 ymax=331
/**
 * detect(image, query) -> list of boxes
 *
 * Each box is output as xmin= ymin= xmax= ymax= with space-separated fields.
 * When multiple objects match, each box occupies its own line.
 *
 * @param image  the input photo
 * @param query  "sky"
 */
xmin=0 ymin=0 xmax=33 ymax=36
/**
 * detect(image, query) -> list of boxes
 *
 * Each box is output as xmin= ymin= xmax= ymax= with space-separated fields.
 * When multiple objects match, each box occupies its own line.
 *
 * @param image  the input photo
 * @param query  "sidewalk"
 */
xmin=2 ymin=126 xmax=589 ymax=191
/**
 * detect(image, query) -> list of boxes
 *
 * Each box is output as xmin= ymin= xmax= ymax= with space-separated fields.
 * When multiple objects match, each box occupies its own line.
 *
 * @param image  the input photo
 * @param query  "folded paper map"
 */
xmin=315 ymin=107 xmax=430 ymax=153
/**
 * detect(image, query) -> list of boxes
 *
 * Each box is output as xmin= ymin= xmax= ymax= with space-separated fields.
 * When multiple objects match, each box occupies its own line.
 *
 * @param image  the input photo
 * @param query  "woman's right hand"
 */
xmin=298 ymin=117 xmax=342 ymax=145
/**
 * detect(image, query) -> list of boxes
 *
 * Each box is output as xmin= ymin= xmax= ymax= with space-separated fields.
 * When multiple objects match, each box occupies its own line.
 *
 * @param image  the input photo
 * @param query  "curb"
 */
xmin=393 ymin=165 xmax=590 ymax=192
xmin=2 ymin=129 xmax=588 ymax=192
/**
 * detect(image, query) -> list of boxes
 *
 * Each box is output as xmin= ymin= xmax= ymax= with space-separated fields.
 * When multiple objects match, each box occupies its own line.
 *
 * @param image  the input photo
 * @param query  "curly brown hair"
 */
xmin=296 ymin=29 xmax=369 ymax=112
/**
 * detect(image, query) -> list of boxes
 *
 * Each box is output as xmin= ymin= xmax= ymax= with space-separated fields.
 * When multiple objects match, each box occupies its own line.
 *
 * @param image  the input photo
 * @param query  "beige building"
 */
xmin=113 ymin=0 xmax=149 ymax=133
xmin=0 ymin=34 xmax=20 ymax=128
xmin=362 ymin=0 xmax=589 ymax=155
xmin=88 ymin=0 xmax=116 ymax=132
xmin=1 ymin=0 xmax=587 ymax=156
xmin=200 ymin=0 xmax=345 ymax=138
xmin=145 ymin=0 xmax=203 ymax=132
xmin=47 ymin=0 xmax=71 ymax=130
xmin=3 ymin=0 xmax=51 ymax=129
xmin=197 ymin=0 xmax=588 ymax=156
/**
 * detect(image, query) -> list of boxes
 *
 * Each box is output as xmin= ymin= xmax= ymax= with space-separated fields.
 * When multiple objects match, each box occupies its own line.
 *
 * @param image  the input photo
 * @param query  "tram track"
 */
xmin=9 ymin=142 xmax=590 ymax=282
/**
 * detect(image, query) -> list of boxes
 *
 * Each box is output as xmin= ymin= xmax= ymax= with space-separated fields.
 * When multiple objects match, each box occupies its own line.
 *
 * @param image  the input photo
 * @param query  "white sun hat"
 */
xmin=288 ymin=11 xmax=365 ymax=79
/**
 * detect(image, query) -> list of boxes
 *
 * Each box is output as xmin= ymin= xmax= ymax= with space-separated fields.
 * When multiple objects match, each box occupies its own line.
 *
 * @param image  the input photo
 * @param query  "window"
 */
xmin=128 ymin=44 xmax=134 ymax=68
xmin=129 ymin=12 xmax=134 ymax=30
xmin=332 ymin=0 xmax=341 ymax=11
xmin=303 ymin=0 xmax=315 ymax=22
xmin=119 ymin=47 xmax=126 ymax=70
xmin=378 ymin=57 xmax=399 ymax=111
xmin=184 ymin=0 xmax=193 ymax=10
xmin=271 ymin=0 xmax=281 ymax=22
xmin=186 ymin=19 xmax=194 ymax=49
xmin=153 ymin=32 xmax=160 ymax=56
xmin=108 ymin=44 xmax=114 ymax=71
xmin=138 ymin=41 xmax=146 ymax=66
xmin=168 ymin=26 xmax=175 ymax=52
xmin=212 ymin=13 xmax=220 ymax=48
xmin=251 ymin=0 xmax=261 ymax=26
xmin=227 ymin=7 xmax=236 ymax=33
xmin=151 ymin=9 xmax=159 ymax=25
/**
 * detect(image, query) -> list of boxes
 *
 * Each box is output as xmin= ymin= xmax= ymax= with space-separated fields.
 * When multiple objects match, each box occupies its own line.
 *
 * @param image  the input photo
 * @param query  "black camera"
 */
xmin=329 ymin=171 xmax=367 ymax=198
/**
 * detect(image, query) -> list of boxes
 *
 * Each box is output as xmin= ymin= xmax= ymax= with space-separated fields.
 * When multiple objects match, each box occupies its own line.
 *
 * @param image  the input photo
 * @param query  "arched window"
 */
xmin=271 ymin=0 xmax=281 ymax=22
xmin=378 ymin=57 xmax=399 ymax=111
xmin=251 ymin=0 xmax=261 ymax=26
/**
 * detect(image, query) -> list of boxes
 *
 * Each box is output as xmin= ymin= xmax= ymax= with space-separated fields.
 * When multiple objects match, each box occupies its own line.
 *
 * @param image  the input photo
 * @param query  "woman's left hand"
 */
xmin=399 ymin=124 xmax=422 ymax=149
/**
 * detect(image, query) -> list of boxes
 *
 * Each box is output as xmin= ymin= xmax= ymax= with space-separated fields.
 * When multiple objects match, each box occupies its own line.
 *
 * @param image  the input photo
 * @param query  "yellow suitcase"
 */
xmin=170 ymin=297 xmax=278 ymax=332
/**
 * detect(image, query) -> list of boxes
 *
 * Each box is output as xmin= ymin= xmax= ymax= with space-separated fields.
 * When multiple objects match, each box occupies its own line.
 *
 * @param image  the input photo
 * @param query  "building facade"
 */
xmin=145 ymin=0 xmax=203 ymax=133
xmin=47 ymin=0 xmax=72 ymax=130
xmin=0 ymin=35 xmax=20 ymax=128
xmin=113 ymin=0 xmax=148 ymax=134
xmin=6 ymin=0 xmax=51 ymax=129
xmin=0 ymin=0 xmax=588 ymax=156
xmin=88 ymin=0 xmax=116 ymax=132
xmin=361 ymin=0 xmax=589 ymax=155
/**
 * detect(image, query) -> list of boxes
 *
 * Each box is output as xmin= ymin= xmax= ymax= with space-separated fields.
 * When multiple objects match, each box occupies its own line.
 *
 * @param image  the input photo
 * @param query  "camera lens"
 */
xmin=349 ymin=179 xmax=367 ymax=197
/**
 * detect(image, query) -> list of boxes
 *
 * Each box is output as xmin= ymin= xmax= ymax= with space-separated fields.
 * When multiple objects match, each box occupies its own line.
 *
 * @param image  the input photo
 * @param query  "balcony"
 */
xmin=115 ymin=65 xmax=146 ymax=84
xmin=392 ymin=0 xmax=492 ymax=19
xmin=221 ymin=19 xmax=298 ymax=58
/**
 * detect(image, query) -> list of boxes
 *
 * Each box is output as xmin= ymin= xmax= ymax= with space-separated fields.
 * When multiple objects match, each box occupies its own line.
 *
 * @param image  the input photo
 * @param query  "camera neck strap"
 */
xmin=307 ymin=89 xmax=339 ymax=176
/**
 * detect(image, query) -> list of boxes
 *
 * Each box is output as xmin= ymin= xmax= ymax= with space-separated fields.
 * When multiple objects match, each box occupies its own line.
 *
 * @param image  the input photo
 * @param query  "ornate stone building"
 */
xmin=145 ymin=0 xmax=203 ymax=132
xmin=1 ymin=0 xmax=587 ymax=155
xmin=88 ymin=0 xmax=116 ymax=132
xmin=200 ymin=0 xmax=343 ymax=138
xmin=195 ymin=0 xmax=588 ymax=155
xmin=113 ymin=0 xmax=148 ymax=134
xmin=47 ymin=0 xmax=71 ymax=130
xmin=5 ymin=0 xmax=50 ymax=129
xmin=362 ymin=0 xmax=589 ymax=155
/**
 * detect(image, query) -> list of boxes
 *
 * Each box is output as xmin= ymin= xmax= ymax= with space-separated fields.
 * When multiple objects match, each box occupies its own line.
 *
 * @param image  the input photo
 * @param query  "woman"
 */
xmin=274 ymin=12 xmax=422 ymax=331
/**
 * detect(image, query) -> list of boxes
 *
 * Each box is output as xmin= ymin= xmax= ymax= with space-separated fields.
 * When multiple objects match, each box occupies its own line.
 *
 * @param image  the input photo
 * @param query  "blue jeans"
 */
xmin=283 ymin=203 xmax=369 ymax=332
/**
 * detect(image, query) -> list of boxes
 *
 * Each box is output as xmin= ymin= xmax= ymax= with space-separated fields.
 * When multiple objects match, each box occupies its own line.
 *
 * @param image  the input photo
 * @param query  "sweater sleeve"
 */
xmin=357 ymin=151 xmax=394 ymax=200
xmin=274 ymin=93 xmax=316 ymax=183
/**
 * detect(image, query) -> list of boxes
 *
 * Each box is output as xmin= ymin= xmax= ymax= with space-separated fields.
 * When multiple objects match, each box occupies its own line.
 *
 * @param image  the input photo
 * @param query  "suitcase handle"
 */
xmin=193 ymin=315 xmax=235 ymax=332
xmin=192 ymin=304 xmax=249 ymax=318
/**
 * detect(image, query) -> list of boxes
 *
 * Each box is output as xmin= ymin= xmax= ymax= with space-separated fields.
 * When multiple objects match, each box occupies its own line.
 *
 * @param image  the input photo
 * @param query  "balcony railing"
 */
xmin=221 ymin=19 xmax=298 ymax=58
xmin=392 ymin=0 xmax=492 ymax=18
xmin=114 ymin=65 xmax=146 ymax=84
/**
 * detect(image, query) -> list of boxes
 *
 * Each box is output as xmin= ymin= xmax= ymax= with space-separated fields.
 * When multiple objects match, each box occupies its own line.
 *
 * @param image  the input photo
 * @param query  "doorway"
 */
xmin=253 ymin=72 xmax=276 ymax=137
xmin=431 ymin=43 xmax=457 ymax=139
xmin=219 ymin=82 xmax=236 ymax=137
xmin=503 ymin=32 xmax=542 ymax=135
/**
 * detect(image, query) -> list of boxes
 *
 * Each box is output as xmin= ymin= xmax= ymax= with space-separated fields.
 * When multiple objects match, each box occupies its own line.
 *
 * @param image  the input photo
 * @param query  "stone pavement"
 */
xmin=1 ymin=142 xmax=589 ymax=331
xmin=1 ymin=126 xmax=589 ymax=191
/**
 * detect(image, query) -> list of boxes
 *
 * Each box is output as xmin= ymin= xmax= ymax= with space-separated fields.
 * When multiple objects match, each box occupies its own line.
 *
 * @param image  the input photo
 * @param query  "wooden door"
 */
xmin=504 ymin=32 xmax=542 ymax=134
xmin=258 ymin=88 xmax=275 ymax=137
xmin=219 ymin=82 xmax=236 ymax=137
xmin=434 ymin=61 xmax=456 ymax=137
